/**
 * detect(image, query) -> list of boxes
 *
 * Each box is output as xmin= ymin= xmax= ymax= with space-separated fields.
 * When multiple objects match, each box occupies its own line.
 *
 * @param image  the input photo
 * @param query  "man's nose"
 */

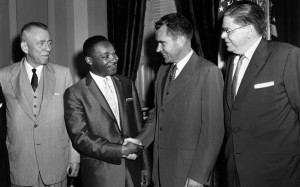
xmin=156 ymin=43 xmax=162 ymax=52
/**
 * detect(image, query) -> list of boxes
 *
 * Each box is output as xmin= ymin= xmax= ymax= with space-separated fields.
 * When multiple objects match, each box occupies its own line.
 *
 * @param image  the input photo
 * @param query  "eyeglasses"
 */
xmin=221 ymin=25 xmax=249 ymax=36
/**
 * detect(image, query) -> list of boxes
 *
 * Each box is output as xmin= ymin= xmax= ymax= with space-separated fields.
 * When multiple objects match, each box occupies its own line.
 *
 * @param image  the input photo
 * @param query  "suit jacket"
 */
xmin=64 ymin=73 xmax=150 ymax=187
xmin=0 ymin=85 xmax=10 ymax=187
xmin=224 ymin=39 xmax=300 ymax=187
xmin=137 ymin=52 xmax=224 ymax=187
xmin=0 ymin=59 xmax=79 ymax=186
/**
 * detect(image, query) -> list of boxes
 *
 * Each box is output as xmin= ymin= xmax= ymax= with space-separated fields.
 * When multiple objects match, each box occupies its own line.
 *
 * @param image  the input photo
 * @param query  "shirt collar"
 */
xmin=243 ymin=36 xmax=262 ymax=60
xmin=175 ymin=50 xmax=193 ymax=72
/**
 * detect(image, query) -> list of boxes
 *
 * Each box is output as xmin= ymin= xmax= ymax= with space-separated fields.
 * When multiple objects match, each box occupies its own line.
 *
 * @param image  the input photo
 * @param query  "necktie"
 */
xmin=170 ymin=64 xmax=178 ymax=83
xmin=103 ymin=77 xmax=120 ymax=128
xmin=31 ymin=68 xmax=38 ymax=92
xmin=231 ymin=55 xmax=246 ymax=101
xmin=166 ymin=64 xmax=177 ymax=95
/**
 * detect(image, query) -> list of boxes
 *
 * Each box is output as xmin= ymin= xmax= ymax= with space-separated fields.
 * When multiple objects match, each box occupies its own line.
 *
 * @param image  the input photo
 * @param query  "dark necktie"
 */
xmin=31 ymin=68 xmax=38 ymax=92
xmin=231 ymin=55 xmax=246 ymax=101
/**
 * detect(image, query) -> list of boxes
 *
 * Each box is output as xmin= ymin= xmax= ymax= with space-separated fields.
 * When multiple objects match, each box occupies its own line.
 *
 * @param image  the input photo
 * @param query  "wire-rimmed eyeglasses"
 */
xmin=221 ymin=25 xmax=249 ymax=36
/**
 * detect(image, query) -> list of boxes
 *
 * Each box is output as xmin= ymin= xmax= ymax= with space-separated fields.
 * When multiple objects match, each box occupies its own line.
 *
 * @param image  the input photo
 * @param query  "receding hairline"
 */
xmin=20 ymin=25 xmax=49 ymax=42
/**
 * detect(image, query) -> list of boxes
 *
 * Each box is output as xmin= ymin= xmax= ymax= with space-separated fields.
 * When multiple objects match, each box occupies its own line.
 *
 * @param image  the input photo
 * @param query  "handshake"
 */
xmin=121 ymin=138 xmax=144 ymax=160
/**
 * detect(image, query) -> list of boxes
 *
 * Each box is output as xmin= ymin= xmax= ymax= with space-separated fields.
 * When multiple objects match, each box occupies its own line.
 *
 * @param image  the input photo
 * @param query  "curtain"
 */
xmin=276 ymin=0 xmax=300 ymax=47
xmin=107 ymin=0 xmax=147 ymax=80
xmin=174 ymin=0 xmax=219 ymax=63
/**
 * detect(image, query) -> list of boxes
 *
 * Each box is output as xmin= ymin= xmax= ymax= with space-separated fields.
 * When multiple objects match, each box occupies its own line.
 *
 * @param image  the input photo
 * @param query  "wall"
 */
xmin=0 ymin=0 xmax=107 ymax=81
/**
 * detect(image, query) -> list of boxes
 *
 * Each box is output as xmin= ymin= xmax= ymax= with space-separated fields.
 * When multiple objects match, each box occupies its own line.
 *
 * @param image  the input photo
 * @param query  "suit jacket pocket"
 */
xmin=81 ymin=157 xmax=104 ymax=168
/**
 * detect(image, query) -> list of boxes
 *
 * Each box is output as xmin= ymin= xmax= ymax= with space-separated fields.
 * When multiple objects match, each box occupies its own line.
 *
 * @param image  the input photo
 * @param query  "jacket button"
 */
xmin=34 ymin=124 xmax=38 ymax=128
xmin=159 ymin=127 xmax=162 ymax=131
xmin=161 ymin=109 xmax=165 ymax=112
xmin=233 ymin=129 xmax=239 ymax=134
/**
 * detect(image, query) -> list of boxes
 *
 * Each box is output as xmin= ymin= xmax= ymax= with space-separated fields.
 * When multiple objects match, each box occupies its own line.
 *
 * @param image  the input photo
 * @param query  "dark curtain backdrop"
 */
xmin=276 ymin=0 xmax=300 ymax=47
xmin=174 ymin=0 xmax=220 ymax=64
xmin=107 ymin=0 xmax=146 ymax=80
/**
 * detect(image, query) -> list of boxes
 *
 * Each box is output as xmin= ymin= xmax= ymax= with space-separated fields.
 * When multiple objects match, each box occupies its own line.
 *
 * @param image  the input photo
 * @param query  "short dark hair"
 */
xmin=83 ymin=35 xmax=108 ymax=57
xmin=20 ymin=22 xmax=48 ymax=41
xmin=155 ymin=13 xmax=193 ymax=40
xmin=224 ymin=1 xmax=266 ymax=36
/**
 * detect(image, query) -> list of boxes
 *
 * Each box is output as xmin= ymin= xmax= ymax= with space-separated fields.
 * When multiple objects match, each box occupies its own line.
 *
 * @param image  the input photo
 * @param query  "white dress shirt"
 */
xmin=90 ymin=72 xmax=120 ymax=129
xmin=174 ymin=50 xmax=193 ymax=79
xmin=232 ymin=37 xmax=262 ymax=93
xmin=24 ymin=60 xmax=43 ymax=84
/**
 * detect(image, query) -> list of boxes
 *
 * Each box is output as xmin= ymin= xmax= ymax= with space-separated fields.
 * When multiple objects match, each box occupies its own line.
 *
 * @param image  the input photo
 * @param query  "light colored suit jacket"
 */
xmin=64 ymin=73 xmax=150 ymax=187
xmin=0 ymin=59 xmax=79 ymax=186
xmin=137 ymin=52 xmax=224 ymax=187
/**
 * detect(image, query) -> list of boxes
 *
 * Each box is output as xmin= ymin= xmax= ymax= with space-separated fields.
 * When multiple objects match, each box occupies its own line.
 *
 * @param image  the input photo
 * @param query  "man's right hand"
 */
xmin=121 ymin=142 xmax=144 ymax=156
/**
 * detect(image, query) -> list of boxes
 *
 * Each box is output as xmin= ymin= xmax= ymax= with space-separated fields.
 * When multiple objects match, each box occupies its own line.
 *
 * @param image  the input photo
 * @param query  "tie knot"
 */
xmin=239 ymin=55 xmax=246 ymax=62
xmin=32 ymin=68 xmax=37 ymax=73
xmin=170 ymin=64 xmax=177 ymax=81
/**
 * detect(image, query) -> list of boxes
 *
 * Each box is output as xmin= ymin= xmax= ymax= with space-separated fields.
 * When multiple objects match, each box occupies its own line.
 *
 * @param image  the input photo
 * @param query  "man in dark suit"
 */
xmin=126 ymin=13 xmax=224 ymax=187
xmin=221 ymin=2 xmax=300 ymax=187
xmin=0 ymin=85 xmax=10 ymax=187
xmin=64 ymin=35 xmax=151 ymax=187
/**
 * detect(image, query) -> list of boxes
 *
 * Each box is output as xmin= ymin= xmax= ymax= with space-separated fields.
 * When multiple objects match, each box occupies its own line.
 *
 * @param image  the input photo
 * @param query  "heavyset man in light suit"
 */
xmin=221 ymin=2 xmax=300 ymax=187
xmin=64 ymin=35 xmax=151 ymax=187
xmin=0 ymin=22 xmax=80 ymax=187
xmin=127 ymin=13 xmax=224 ymax=187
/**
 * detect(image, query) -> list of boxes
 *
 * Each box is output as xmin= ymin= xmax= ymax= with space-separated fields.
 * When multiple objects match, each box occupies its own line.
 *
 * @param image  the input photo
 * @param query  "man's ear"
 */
xmin=20 ymin=42 xmax=28 ymax=53
xmin=85 ymin=56 xmax=93 ymax=65
xmin=177 ymin=36 xmax=185 ymax=47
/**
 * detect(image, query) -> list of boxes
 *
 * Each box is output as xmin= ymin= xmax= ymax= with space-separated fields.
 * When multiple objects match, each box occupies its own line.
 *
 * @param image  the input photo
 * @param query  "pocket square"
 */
xmin=254 ymin=81 xmax=275 ymax=89
xmin=0 ymin=103 xmax=2 ymax=108
xmin=126 ymin=98 xmax=133 ymax=102
xmin=54 ymin=93 xmax=60 ymax=96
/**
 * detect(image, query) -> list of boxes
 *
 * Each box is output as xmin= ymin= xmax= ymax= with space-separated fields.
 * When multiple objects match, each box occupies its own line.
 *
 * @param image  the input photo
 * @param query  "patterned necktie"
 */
xmin=170 ymin=64 xmax=178 ymax=83
xmin=103 ymin=77 xmax=120 ymax=128
xmin=231 ymin=55 xmax=246 ymax=101
xmin=31 ymin=68 xmax=38 ymax=92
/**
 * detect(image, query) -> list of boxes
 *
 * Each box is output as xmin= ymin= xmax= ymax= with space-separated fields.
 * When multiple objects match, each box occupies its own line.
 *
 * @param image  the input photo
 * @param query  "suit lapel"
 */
xmin=234 ymin=39 xmax=269 ymax=102
xmin=10 ymin=60 xmax=35 ymax=120
xmin=163 ymin=53 xmax=198 ymax=106
xmin=37 ymin=64 xmax=55 ymax=118
xmin=225 ymin=55 xmax=235 ymax=110
xmin=86 ymin=74 xmax=120 ymax=132
xmin=112 ymin=76 xmax=124 ymax=133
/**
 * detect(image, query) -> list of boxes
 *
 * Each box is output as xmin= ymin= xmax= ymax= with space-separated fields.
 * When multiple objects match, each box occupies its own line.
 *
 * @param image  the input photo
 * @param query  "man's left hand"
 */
xmin=67 ymin=163 xmax=80 ymax=177
xmin=141 ymin=170 xmax=151 ymax=187
xmin=184 ymin=178 xmax=203 ymax=187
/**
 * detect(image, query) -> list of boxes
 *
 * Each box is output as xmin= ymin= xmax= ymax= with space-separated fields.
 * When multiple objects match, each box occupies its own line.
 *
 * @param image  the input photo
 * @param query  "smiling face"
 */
xmin=155 ymin=25 xmax=184 ymax=63
xmin=87 ymin=41 xmax=119 ymax=77
xmin=221 ymin=16 xmax=250 ymax=54
xmin=21 ymin=26 xmax=52 ymax=67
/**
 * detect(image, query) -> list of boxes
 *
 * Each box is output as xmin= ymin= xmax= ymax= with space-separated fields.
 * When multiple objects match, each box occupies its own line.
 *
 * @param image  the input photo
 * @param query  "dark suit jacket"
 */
xmin=137 ymin=52 xmax=224 ymax=187
xmin=64 ymin=73 xmax=150 ymax=187
xmin=0 ymin=85 xmax=10 ymax=187
xmin=224 ymin=39 xmax=300 ymax=187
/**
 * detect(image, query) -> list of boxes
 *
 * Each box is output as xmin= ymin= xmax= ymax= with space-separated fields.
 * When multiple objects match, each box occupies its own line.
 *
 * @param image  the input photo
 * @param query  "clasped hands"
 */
xmin=121 ymin=138 xmax=143 ymax=160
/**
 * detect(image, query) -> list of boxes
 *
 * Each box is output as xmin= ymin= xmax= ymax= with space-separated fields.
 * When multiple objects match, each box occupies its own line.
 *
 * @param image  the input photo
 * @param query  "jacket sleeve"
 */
xmin=284 ymin=47 xmax=300 ymax=122
xmin=64 ymin=69 xmax=81 ymax=164
xmin=188 ymin=66 xmax=225 ymax=185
